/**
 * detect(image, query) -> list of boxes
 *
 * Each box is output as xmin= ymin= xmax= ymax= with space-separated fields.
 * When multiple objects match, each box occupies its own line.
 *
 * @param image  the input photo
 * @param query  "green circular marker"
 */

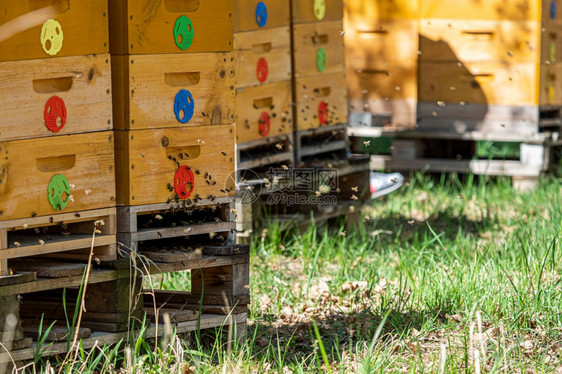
xmin=316 ymin=47 xmax=327 ymax=72
xmin=47 ymin=174 xmax=71 ymax=211
xmin=174 ymin=15 xmax=194 ymax=50
xmin=550 ymin=41 xmax=556 ymax=63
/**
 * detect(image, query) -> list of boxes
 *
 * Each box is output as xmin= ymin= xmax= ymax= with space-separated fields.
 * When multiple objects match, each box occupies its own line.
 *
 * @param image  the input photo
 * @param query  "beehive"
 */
xmin=344 ymin=0 xmax=419 ymax=128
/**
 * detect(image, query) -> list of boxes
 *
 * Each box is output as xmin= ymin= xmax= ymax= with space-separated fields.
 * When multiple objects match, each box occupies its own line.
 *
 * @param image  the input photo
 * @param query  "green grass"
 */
xmin=30 ymin=173 xmax=562 ymax=373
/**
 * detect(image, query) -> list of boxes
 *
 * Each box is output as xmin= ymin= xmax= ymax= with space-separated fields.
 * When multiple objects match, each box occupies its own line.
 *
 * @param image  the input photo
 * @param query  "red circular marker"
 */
xmin=256 ymin=57 xmax=268 ymax=83
xmin=44 ymin=96 xmax=67 ymax=133
xmin=318 ymin=100 xmax=329 ymax=125
xmin=174 ymin=165 xmax=195 ymax=199
xmin=258 ymin=111 xmax=270 ymax=137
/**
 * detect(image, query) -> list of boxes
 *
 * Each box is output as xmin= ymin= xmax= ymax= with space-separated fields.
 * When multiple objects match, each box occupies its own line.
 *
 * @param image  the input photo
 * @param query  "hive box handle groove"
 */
xmin=313 ymin=87 xmax=331 ymax=97
xmin=164 ymin=72 xmax=201 ymax=87
xmin=36 ymin=154 xmax=76 ymax=172
xmin=33 ymin=76 xmax=73 ymax=93
xmin=163 ymin=0 xmax=200 ymax=13
xmin=253 ymin=97 xmax=273 ymax=109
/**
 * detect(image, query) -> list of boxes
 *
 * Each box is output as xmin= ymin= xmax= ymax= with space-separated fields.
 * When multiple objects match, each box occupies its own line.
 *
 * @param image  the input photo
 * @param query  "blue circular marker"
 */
xmin=551 ymin=1 xmax=557 ymax=19
xmin=174 ymin=89 xmax=194 ymax=124
xmin=255 ymin=2 xmax=268 ymax=28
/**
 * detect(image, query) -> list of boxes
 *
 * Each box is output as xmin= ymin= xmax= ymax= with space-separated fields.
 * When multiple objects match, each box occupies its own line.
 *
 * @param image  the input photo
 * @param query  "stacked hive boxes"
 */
xmin=0 ymin=0 xmax=115 ymax=346
xmin=0 ymin=1 xmax=116 ymax=272
xmin=234 ymin=0 xmax=294 ymax=172
xmin=345 ymin=0 xmax=419 ymax=129
xmin=108 ymin=0 xmax=236 ymax=247
xmin=418 ymin=0 xmax=562 ymax=135
xmin=291 ymin=0 xmax=349 ymax=164
xmin=109 ymin=1 xmax=248 ymax=328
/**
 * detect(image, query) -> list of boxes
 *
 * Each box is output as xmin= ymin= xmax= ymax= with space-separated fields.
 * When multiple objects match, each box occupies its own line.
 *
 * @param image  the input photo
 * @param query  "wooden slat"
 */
xmin=115 ymin=126 xmax=235 ymax=206
xmin=233 ymin=0 xmax=290 ymax=31
xmin=235 ymin=81 xmax=293 ymax=143
xmin=0 ymin=0 xmax=108 ymax=62
xmin=112 ymin=53 xmax=235 ymax=130
xmin=294 ymin=73 xmax=348 ymax=131
xmin=234 ymin=27 xmax=291 ymax=87
xmin=1 ymin=235 xmax=115 ymax=260
xmin=370 ymin=156 xmax=544 ymax=177
xmin=0 ymin=132 xmax=116 ymax=221
xmin=0 ymin=313 xmax=247 ymax=364
xmin=132 ymin=221 xmax=235 ymax=242
xmin=108 ymin=0 xmax=233 ymax=54
xmin=0 ymin=54 xmax=112 ymax=141
xmin=292 ymin=20 xmax=345 ymax=78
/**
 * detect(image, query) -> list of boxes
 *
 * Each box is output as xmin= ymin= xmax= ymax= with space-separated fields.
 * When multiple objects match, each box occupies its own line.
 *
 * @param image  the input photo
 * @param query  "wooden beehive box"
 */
xmin=234 ymin=27 xmax=292 ymax=88
xmin=108 ymin=0 xmax=233 ymax=54
xmin=0 ymin=132 xmax=115 ymax=221
xmin=112 ymin=53 xmax=235 ymax=130
xmin=291 ymin=0 xmax=343 ymax=24
xmin=292 ymin=20 xmax=345 ymax=78
xmin=114 ymin=125 xmax=235 ymax=206
xmin=347 ymin=59 xmax=418 ymax=127
xmin=0 ymin=54 xmax=112 ymax=142
xmin=420 ymin=0 xmax=559 ymax=20
xmin=294 ymin=72 xmax=348 ymax=131
xmin=235 ymin=81 xmax=293 ymax=143
xmin=0 ymin=0 xmax=108 ymax=62
xmin=234 ymin=0 xmax=290 ymax=32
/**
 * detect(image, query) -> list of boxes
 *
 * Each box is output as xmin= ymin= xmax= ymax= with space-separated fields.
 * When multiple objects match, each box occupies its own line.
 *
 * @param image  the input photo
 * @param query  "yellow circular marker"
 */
xmin=40 ymin=19 xmax=64 ymax=56
xmin=547 ymin=84 xmax=555 ymax=104
xmin=313 ymin=0 xmax=326 ymax=20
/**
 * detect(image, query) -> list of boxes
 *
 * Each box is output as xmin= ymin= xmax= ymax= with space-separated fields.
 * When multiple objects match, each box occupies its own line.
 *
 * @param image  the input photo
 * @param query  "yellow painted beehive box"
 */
xmin=0 ymin=0 xmax=108 ymax=61
xmin=108 ymin=0 xmax=233 ymax=54
xmin=234 ymin=0 xmax=290 ymax=32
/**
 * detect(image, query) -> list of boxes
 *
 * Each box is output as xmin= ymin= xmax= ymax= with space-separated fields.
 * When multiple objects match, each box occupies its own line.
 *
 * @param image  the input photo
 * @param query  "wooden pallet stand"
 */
xmin=0 ymin=208 xmax=117 ymax=277
xmin=117 ymin=197 xmax=235 ymax=256
xmin=0 ymin=243 xmax=250 ymax=364
xmin=237 ymin=133 xmax=295 ymax=172
xmin=295 ymin=123 xmax=348 ymax=165
xmin=362 ymin=130 xmax=562 ymax=183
